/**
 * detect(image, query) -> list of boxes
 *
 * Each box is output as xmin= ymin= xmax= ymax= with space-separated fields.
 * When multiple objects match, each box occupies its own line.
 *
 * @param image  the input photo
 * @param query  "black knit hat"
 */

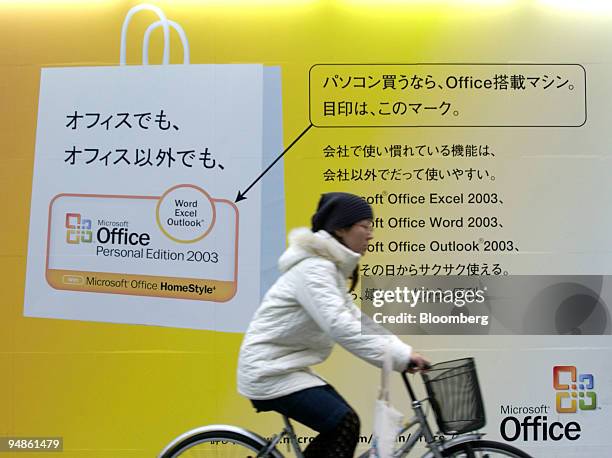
xmin=311 ymin=192 xmax=373 ymax=233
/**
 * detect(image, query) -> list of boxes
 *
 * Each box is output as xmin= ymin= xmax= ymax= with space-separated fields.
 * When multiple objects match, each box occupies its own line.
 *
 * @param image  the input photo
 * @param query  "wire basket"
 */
xmin=421 ymin=358 xmax=486 ymax=435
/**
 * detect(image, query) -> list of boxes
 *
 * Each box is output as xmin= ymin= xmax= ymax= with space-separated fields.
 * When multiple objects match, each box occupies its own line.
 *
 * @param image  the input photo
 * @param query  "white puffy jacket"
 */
xmin=237 ymin=228 xmax=412 ymax=400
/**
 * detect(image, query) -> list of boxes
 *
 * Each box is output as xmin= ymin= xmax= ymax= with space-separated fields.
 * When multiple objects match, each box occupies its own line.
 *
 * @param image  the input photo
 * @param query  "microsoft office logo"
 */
xmin=553 ymin=366 xmax=596 ymax=413
xmin=65 ymin=213 xmax=93 ymax=244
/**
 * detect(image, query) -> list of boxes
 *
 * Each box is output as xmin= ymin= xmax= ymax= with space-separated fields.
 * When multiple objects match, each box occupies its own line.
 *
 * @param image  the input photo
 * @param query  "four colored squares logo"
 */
xmin=65 ymin=213 xmax=93 ymax=244
xmin=553 ymin=366 xmax=596 ymax=413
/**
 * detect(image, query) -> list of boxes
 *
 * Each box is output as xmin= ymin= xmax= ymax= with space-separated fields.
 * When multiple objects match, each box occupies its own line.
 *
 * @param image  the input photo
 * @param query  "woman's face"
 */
xmin=335 ymin=219 xmax=374 ymax=255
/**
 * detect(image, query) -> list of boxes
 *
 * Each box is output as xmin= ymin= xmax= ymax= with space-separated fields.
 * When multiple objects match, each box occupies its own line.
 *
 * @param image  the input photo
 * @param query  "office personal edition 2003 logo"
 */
xmin=65 ymin=213 xmax=93 ymax=244
xmin=553 ymin=366 xmax=597 ymax=413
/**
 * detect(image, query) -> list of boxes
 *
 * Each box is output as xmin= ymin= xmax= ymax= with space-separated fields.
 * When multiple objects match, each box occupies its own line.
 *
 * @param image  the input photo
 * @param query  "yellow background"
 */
xmin=2 ymin=1 xmax=612 ymax=456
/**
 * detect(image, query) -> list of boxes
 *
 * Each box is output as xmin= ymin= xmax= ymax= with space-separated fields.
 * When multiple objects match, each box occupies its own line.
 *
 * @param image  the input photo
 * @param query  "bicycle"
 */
xmin=159 ymin=358 xmax=532 ymax=457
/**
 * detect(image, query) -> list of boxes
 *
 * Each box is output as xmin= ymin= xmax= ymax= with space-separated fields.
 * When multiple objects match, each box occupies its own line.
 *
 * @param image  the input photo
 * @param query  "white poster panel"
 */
xmin=477 ymin=345 xmax=610 ymax=457
xmin=24 ymin=64 xmax=273 ymax=332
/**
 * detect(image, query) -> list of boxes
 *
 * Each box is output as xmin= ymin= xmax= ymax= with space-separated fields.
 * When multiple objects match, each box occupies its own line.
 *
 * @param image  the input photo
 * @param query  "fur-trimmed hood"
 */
xmin=278 ymin=228 xmax=360 ymax=278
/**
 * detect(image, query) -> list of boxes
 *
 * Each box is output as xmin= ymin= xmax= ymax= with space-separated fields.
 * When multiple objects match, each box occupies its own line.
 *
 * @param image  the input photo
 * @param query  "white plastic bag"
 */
xmin=370 ymin=347 xmax=404 ymax=458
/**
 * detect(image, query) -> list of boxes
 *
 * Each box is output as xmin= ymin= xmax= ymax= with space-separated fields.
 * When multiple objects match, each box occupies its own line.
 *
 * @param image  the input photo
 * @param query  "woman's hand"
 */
xmin=406 ymin=352 xmax=431 ymax=373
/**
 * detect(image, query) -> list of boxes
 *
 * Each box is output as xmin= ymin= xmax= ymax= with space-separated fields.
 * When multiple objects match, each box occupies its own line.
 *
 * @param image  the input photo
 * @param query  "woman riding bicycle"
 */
xmin=238 ymin=192 xmax=429 ymax=458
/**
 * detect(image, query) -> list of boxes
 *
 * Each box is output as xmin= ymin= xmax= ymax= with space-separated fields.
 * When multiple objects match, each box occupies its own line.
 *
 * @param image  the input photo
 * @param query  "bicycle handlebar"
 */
xmin=403 ymin=360 xmax=432 ymax=402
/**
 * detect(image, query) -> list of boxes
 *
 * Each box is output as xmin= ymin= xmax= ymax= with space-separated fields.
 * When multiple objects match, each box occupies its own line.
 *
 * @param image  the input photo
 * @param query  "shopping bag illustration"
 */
xmin=24 ymin=4 xmax=283 ymax=331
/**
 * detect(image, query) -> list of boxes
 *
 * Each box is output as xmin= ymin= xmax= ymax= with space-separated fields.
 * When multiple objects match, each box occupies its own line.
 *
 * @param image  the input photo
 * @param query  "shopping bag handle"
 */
xmin=120 ymin=4 xmax=170 ymax=65
xmin=143 ymin=20 xmax=190 ymax=65
xmin=379 ymin=345 xmax=393 ymax=402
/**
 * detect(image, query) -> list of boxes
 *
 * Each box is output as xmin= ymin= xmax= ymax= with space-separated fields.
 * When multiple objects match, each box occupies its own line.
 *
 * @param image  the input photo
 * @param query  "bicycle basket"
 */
xmin=421 ymin=358 xmax=485 ymax=435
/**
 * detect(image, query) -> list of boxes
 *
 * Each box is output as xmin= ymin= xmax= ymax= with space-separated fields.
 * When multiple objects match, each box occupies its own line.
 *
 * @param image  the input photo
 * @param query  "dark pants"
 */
xmin=251 ymin=385 xmax=360 ymax=457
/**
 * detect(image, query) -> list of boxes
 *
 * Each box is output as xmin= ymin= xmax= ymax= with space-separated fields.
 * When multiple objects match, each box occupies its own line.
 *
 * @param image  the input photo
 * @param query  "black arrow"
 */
xmin=235 ymin=124 xmax=313 ymax=203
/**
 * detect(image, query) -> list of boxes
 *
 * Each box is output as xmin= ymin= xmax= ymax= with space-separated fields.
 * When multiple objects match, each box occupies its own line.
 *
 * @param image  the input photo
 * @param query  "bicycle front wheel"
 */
xmin=160 ymin=429 xmax=283 ymax=458
xmin=441 ymin=439 xmax=533 ymax=458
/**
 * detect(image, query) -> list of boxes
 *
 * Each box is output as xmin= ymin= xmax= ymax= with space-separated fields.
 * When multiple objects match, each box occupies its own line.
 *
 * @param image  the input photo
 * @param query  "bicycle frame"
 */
xmin=257 ymin=415 xmax=305 ymax=458
xmin=158 ymin=371 xmax=486 ymax=458
xmin=387 ymin=416 xmax=485 ymax=458
xmin=267 ymin=371 xmax=483 ymax=458
xmin=394 ymin=371 xmax=486 ymax=458
xmin=395 ymin=371 xmax=445 ymax=458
